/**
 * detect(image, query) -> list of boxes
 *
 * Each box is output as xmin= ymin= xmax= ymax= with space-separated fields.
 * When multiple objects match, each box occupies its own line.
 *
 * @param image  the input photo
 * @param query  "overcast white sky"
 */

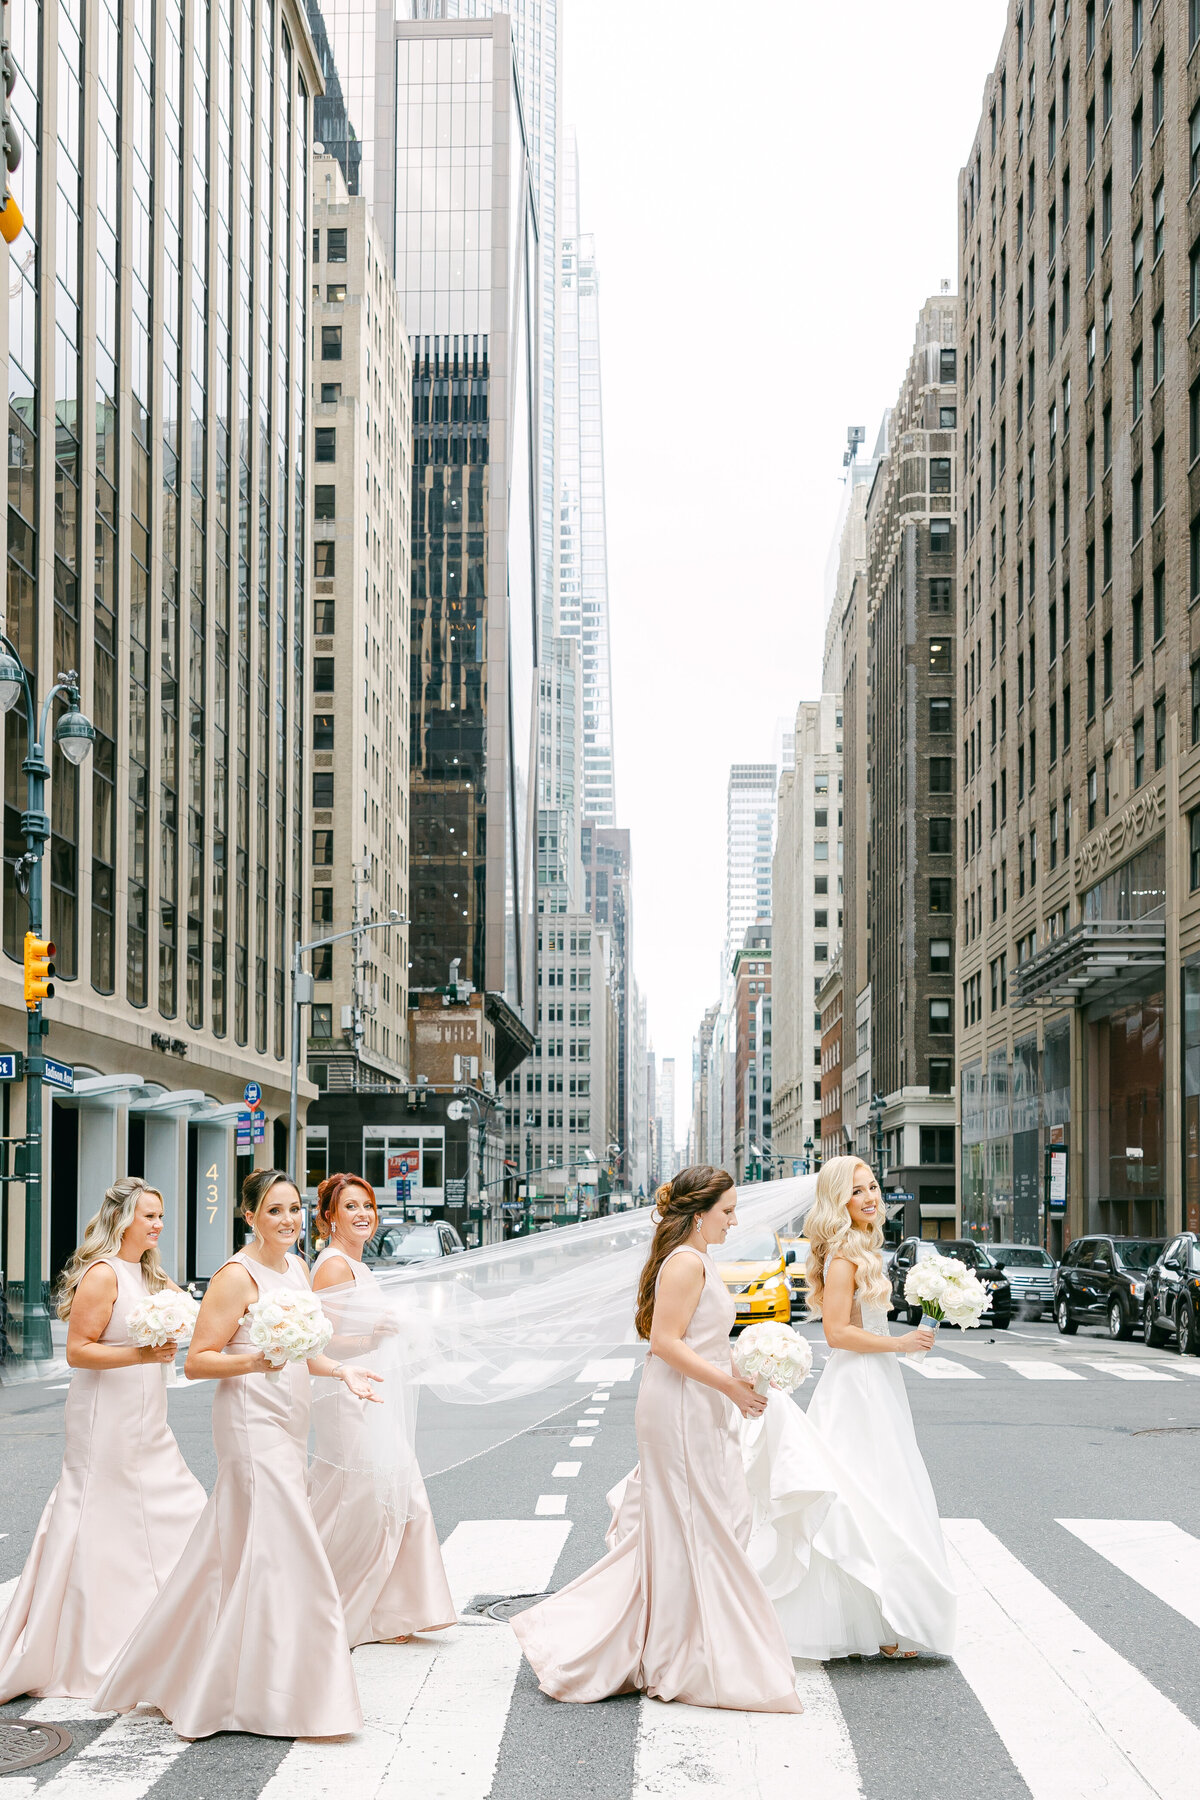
xmin=560 ymin=0 xmax=1009 ymax=1147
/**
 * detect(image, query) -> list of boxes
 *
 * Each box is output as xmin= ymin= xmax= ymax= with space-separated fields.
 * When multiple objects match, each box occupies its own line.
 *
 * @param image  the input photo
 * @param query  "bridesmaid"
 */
xmin=0 ymin=1178 xmax=205 ymax=1702
xmin=512 ymin=1165 xmax=801 ymax=1713
xmin=308 ymin=1172 xmax=455 ymax=1645
xmin=95 ymin=1168 xmax=378 ymax=1739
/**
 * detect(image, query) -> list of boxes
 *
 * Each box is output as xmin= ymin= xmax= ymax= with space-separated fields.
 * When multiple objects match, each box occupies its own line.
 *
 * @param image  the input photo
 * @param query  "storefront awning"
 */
xmin=1012 ymin=917 xmax=1166 ymax=1006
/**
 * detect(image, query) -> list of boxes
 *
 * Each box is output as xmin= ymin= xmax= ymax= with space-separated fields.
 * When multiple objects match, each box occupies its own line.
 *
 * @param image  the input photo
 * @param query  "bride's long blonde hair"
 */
xmin=804 ymin=1155 xmax=891 ymax=1316
xmin=56 ymin=1177 xmax=170 ymax=1319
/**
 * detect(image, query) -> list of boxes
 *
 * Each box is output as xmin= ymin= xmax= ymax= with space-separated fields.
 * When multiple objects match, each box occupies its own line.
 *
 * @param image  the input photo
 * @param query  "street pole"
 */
xmin=286 ymin=911 xmax=403 ymax=1184
xmin=0 ymin=646 xmax=95 ymax=1360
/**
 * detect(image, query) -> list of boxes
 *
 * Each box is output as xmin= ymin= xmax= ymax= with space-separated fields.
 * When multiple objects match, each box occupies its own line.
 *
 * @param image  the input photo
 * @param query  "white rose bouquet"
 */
xmin=126 ymin=1291 xmax=200 ymax=1385
xmin=733 ymin=1321 xmax=813 ymax=1396
xmin=904 ymin=1253 xmax=989 ymax=1361
xmin=243 ymin=1290 xmax=333 ymax=1380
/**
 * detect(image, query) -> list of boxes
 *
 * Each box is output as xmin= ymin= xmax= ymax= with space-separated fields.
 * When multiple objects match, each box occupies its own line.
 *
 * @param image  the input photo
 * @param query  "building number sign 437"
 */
xmin=206 ymin=1163 xmax=221 ymax=1226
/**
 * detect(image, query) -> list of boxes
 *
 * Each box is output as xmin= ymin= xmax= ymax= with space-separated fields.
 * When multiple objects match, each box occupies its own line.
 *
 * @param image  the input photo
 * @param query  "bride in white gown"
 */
xmin=742 ymin=1155 xmax=957 ymax=1660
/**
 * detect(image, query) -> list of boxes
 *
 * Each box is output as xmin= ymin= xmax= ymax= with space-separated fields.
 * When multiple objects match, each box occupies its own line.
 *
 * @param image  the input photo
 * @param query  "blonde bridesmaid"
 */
xmin=309 ymin=1172 xmax=455 ymax=1645
xmin=512 ymin=1165 xmax=801 ymax=1713
xmin=95 ymin=1169 xmax=378 ymax=1739
xmin=0 ymin=1178 xmax=205 ymax=1703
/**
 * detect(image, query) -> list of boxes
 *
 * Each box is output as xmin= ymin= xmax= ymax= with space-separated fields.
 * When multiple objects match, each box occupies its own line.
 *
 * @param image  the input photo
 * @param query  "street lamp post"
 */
xmin=803 ymin=1135 xmax=814 ymax=1176
xmin=0 ymin=647 xmax=95 ymax=1360
xmin=286 ymin=910 xmax=404 ymax=1185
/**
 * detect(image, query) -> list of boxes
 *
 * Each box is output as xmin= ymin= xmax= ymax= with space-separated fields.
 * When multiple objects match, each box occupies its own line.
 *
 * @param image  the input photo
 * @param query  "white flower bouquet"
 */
xmin=903 ymin=1253 xmax=989 ymax=1361
xmin=243 ymin=1290 xmax=333 ymax=1380
xmin=733 ymin=1321 xmax=813 ymax=1395
xmin=126 ymin=1291 xmax=201 ymax=1348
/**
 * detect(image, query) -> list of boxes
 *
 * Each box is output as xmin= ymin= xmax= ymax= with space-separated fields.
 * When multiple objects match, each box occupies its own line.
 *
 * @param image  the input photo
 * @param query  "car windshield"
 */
xmin=990 ymin=1247 xmax=1054 ymax=1269
xmin=372 ymin=1225 xmax=442 ymax=1259
xmin=950 ymin=1245 xmax=996 ymax=1268
xmin=723 ymin=1231 xmax=779 ymax=1263
xmin=1113 ymin=1240 xmax=1164 ymax=1273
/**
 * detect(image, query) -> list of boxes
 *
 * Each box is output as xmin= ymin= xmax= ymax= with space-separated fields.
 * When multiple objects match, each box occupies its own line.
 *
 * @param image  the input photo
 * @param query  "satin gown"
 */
xmin=94 ymin=1251 xmax=361 ymax=1739
xmin=512 ymin=1243 xmax=800 ymax=1712
xmin=0 ymin=1257 xmax=205 ymax=1703
xmin=742 ymin=1293 xmax=957 ymax=1659
xmin=308 ymin=1247 xmax=454 ymax=1645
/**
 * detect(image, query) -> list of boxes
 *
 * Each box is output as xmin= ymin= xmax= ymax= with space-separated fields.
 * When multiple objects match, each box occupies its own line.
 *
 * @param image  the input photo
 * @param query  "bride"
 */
xmin=744 ymin=1155 xmax=956 ymax=1660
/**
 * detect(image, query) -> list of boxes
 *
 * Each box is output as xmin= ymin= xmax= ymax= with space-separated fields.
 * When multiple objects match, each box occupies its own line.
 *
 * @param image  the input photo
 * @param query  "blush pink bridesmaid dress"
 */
xmin=308 ymin=1247 xmax=455 ymax=1645
xmin=512 ymin=1243 xmax=801 ymax=1713
xmin=94 ymin=1251 xmax=361 ymax=1740
xmin=0 ymin=1255 xmax=205 ymax=1703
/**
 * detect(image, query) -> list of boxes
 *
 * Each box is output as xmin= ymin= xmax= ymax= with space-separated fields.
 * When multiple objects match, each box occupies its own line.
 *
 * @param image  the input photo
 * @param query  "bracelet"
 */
xmin=331 ymin=1360 xmax=344 ymax=1379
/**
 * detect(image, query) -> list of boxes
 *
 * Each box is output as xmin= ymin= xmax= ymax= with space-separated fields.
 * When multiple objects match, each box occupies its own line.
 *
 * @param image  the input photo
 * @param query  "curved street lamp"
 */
xmin=0 ymin=644 xmax=95 ymax=1359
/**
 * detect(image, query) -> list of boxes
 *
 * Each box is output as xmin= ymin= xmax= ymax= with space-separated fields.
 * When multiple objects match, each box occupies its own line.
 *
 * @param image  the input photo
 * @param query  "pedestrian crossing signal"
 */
xmin=23 ymin=932 xmax=55 ymax=1009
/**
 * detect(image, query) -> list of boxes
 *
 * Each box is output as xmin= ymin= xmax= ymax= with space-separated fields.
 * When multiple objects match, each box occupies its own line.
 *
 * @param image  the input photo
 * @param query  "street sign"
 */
xmin=236 ymin=1110 xmax=252 ymax=1152
xmin=394 ymin=1176 xmax=412 ymax=1208
xmin=244 ymin=1081 xmax=262 ymax=1108
xmin=0 ymin=1054 xmax=19 ymax=1080
xmin=42 ymin=1058 xmax=73 ymax=1093
xmin=445 ymin=1178 xmax=466 ymax=1207
xmin=252 ymin=1112 xmax=266 ymax=1144
xmin=1047 ymin=1146 xmax=1068 ymax=1214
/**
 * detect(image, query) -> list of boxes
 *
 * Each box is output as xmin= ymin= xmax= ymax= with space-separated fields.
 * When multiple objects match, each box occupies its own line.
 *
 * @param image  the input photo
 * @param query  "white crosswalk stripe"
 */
xmin=944 ymin=1518 xmax=1200 ymax=1800
xmin=901 ymin=1355 xmax=984 ymax=1379
xmin=1002 ymin=1360 xmax=1086 ymax=1380
xmin=1080 ymin=1360 xmax=1178 ymax=1381
xmin=1058 ymin=1518 xmax=1200 ymax=1632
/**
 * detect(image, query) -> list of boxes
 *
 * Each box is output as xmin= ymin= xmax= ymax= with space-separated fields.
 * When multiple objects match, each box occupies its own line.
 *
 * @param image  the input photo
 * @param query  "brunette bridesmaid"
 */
xmin=309 ymin=1172 xmax=455 ymax=1645
xmin=95 ymin=1169 xmax=378 ymax=1739
xmin=0 ymin=1178 xmax=205 ymax=1703
xmin=512 ymin=1165 xmax=801 ymax=1713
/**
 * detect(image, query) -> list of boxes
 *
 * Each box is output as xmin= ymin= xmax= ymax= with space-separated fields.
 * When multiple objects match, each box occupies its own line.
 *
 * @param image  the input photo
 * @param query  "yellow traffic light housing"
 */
xmin=0 ymin=194 xmax=22 ymax=244
xmin=23 ymin=932 xmax=54 ymax=1009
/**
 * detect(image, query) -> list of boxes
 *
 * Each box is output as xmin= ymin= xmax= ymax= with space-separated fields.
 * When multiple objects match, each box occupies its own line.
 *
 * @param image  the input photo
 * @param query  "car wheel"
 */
xmin=1057 ymin=1296 xmax=1078 ymax=1335
xmin=1108 ymin=1298 xmax=1132 ymax=1341
xmin=1144 ymin=1306 xmax=1167 ymax=1349
xmin=1178 ymin=1303 xmax=1198 ymax=1357
xmin=992 ymin=1316 xmax=1010 ymax=1330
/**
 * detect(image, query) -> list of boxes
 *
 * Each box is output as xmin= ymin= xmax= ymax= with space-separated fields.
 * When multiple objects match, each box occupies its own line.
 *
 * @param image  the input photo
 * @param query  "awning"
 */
xmin=1011 ymin=916 xmax=1165 ymax=1007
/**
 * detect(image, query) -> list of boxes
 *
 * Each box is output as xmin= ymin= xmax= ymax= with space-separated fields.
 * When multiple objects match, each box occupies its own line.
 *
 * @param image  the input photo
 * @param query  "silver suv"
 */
xmin=986 ymin=1244 xmax=1057 ymax=1319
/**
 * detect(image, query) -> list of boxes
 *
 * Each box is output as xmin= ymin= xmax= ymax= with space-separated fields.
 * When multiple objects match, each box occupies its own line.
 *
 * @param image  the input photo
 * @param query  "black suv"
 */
xmin=888 ymin=1238 xmax=1013 ymax=1327
xmin=1142 ymin=1233 xmax=1200 ymax=1355
xmin=1054 ymin=1235 xmax=1165 ymax=1339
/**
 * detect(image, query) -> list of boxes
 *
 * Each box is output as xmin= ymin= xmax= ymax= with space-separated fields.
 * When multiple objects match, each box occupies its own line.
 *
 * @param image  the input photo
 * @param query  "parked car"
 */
xmin=364 ymin=1219 xmax=466 ymax=1268
xmin=1054 ymin=1235 xmax=1165 ymax=1339
xmin=986 ymin=1244 xmax=1057 ymax=1319
xmin=779 ymin=1234 xmax=810 ymax=1317
xmin=888 ymin=1237 xmax=1013 ymax=1327
xmin=1142 ymin=1233 xmax=1200 ymax=1354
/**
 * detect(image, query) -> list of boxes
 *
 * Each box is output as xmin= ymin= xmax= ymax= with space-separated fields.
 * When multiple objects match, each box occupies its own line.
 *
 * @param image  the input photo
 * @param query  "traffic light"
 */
xmin=23 ymin=932 xmax=54 ymax=1009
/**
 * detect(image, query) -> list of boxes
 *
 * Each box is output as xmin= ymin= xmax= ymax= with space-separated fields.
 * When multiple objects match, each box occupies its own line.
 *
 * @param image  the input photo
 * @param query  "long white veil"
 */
xmin=311 ymin=1176 xmax=819 ymax=1488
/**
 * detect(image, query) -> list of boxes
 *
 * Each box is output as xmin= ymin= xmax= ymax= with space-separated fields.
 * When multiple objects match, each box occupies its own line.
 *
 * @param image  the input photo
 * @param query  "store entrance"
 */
xmin=1085 ymin=989 xmax=1165 ymax=1237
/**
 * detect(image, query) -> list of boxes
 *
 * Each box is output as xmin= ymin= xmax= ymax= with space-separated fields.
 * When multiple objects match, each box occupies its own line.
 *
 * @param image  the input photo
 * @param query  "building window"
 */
xmin=930 ymin=519 xmax=951 ymax=555
xmin=312 ymin=829 xmax=334 ymax=867
xmin=1133 ymin=716 xmax=1145 ymax=790
xmin=1191 ymin=240 xmax=1200 ymax=325
xmin=929 ymin=819 xmax=953 ymax=856
xmin=313 ymin=657 xmax=335 ymax=693
xmin=313 ymin=772 xmax=334 ymax=810
xmin=929 ymin=758 xmax=953 ymax=794
xmin=1132 ymin=591 xmax=1144 ymax=667
xmin=1153 ymin=436 xmax=1164 ymax=514
xmin=311 ymin=1004 xmax=334 ymax=1040
xmin=1103 ymin=749 xmax=1113 ymax=817
xmin=313 ymin=714 xmax=334 ymax=751
xmin=929 ymin=1059 xmax=953 ymax=1096
xmin=315 ymin=426 xmax=337 ymax=463
xmin=939 ymin=405 xmax=957 ymax=428
xmin=1192 ymin=515 xmax=1200 ymax=600
xmin=1087 ymin=765 xmax=1097 ymax=831
xmin=1155 ymin=696 xmax=1166 ymax=771
xmin=1086 ymin=650 xmax=1096 ymax=719
xmin=929 ymin=998 xmax=952 ymax=1035
xmin=1132 ymin=470 xmax=1143 ymax=544
xmin=1152 ymin=52 xmax=1164 ymax=135
xmin=929 ymin=577 xmax=952 ymax=611
xmin=1152 ymin=311 xmax=1164 ymax=387
xmin=929 ymin=457 xmax=952 ymax=494
xmin=1193 ymin=659 xmax=1200 ymax=746
xmin=314 ymin=484 xmax=336 ymax=520
xmin=1192 ymin=812 xmax=1200 ymax=891
xmin=920 ymin=1127 xmax=956 ymax=1165
xmin=930 ymin=938 xmax=951 ymax=974
xmin=1132 ymin=348 xmax=1143 ymax=420
xmin=314 ymin=541 xmax=336 ymax=579
xmin=939 ymin=348 xmax=957 ymax=383
xmin=1192 ymin=102 xmax=1200 ymax=190
xmin=1153 ymin=184 xmax=1165 ymax=265
xmin=929 ymin=877 xmax=952 ymax=912
xmin=320 ymin=382 xmax=341 ymax=403
xmin=326 ymin=227 xmax=347 ymax=262
xmin=326 ymin=283 xmax=347 ymax=303
xmin=312 ymin=887 xmax=333 ymax=924
xmin=1153 ymin=564 xmax=1165 ymax=642
xmin=314 ymin=595 xmax=335 ymax=634
xmin=929 ymin=640 xmax=951 ymax=673
xmin=1103 ymin=630 xmax=1113 ymax=702
xmin=321 ymin=324 xmax=343 ymax=361
xmin=929 ymin=696 xmax=952 ymax=733
xmin=1050 ymin=805 xmax=1059 ymax=869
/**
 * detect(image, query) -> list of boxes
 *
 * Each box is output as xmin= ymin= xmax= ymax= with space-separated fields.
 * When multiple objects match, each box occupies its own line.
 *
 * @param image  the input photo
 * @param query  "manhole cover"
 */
xmin=1133 ymin=1425 xmax=1200 ymax=1437
xmin=0 ymin=1720 xmax=72 ymax=1772
xmin=486 ymin=1594 xmax=548 ymax=1622
xmin=527 ymin=1425 xmax=575 ymax=1437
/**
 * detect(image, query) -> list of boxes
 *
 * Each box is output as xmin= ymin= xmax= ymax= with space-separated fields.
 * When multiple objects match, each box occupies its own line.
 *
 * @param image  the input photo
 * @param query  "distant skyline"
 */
xmin=562 ymin=0 xmax=1009 ymax=1091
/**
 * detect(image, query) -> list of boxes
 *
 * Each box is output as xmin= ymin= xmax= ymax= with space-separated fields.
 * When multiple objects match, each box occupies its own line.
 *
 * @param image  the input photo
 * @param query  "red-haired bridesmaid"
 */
xmin=309 ymin=1171 xmax=455 ymax=1645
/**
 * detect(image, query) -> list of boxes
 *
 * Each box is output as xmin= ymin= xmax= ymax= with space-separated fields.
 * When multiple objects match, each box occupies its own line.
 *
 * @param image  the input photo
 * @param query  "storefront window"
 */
xmin=961 ymin=1059 xmax=986 ymax=1235
xmin=1087 ymin=991 xmax=1165 ymax=1235
xmin=1081 ymin=835 xmax=1165 ymax=921
xmin=1012 ymin=1036 xmax=1041 ymax=1243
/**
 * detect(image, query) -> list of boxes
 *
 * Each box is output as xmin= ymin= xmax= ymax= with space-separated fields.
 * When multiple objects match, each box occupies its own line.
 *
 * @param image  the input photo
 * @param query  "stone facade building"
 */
xmin=819 ymin=953 xmax=845 ymax=1165
xmin=863 ymin=297 xmax=961 ymax=1237
xmin=958 ymin=0 xmax=1200 ymax=1248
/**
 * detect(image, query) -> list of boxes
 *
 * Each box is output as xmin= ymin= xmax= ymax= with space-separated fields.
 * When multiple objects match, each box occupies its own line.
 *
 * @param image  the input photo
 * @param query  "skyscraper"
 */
xmin=1 ymin=0 xmax=321 ymax=1297
xmin=560 ymin=129 xmax=616 ymax=827
xmin=724 ymin=765 xmax=777 ymax=980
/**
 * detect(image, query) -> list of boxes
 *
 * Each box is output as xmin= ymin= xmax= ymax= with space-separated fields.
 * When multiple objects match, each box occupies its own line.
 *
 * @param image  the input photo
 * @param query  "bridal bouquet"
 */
xmin=904 ymin=1253 xmax=989 ymax=1361
xmin=734 ymin=1322 xmax=813 ymax=1396
xmin=126 ymin=1291 xmax=200 ymax=1348
xmin=244 ymin=1290 xmax=333 ymax=1379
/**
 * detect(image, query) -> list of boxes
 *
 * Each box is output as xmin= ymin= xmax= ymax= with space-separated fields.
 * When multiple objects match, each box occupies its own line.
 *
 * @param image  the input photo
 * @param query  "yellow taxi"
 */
xmin=779 ymin=1234 xmax=810 ymax=1316
xmin=716 ymin=1228 xmax=796 ymax=1327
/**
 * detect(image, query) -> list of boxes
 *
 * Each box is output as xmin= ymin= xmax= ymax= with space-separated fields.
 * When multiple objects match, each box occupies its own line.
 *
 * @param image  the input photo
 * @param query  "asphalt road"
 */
xmin=3 ymin=1314 xmax=1200 ymax=1799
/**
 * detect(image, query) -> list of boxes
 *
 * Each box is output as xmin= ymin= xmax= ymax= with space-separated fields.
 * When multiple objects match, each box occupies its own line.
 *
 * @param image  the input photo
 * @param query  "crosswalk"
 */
xmin=902 ymin=1351 xmax=1200 ymax=1380
xmin=7 ymin=1510 xmax=1200 ymax=1799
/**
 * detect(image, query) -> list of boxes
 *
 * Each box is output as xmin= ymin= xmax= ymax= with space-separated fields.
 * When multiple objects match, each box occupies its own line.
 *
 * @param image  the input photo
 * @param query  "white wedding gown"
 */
xmin=741 ymin=1300 xmax=957 ymax=1659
